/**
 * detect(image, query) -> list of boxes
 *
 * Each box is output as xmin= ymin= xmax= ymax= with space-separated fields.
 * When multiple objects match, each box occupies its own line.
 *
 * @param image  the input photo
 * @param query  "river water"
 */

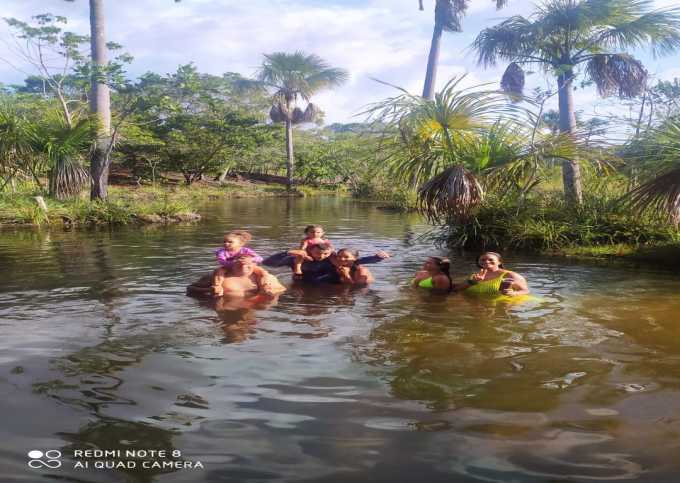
xmin=1 ymin=197 xmax=679 ymax=482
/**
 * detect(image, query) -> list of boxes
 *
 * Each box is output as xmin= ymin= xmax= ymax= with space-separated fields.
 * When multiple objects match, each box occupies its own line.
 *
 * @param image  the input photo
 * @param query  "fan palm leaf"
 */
xmin=32 ymin=113 xmax=92 ymax=199
xmin=625 ymin=167 xmax=680 ymax=225
xmin=418 ymin=164 xmax=483 ymax=222
xmin=621 ymin=118 xmax=680 ymax=224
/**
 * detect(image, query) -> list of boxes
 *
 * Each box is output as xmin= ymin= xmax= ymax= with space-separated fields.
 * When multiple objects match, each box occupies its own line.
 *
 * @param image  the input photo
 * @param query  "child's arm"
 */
xmin=287 ymin=249 xmax=312 ymax=260
xmin=300 ymin=239 xmax=309 ymax=250
xmin=356 ymin=251 xmax=390 ymax=265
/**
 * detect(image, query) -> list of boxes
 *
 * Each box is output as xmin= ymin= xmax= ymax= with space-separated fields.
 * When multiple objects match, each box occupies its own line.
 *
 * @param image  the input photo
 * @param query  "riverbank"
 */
xmin=0 ymin=180 xmax=312 ymax=227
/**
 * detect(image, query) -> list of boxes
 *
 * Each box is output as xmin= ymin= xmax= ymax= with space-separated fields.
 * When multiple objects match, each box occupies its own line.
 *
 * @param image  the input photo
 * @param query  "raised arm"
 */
xmin=356 ymin=251 xmax=391 ymax=265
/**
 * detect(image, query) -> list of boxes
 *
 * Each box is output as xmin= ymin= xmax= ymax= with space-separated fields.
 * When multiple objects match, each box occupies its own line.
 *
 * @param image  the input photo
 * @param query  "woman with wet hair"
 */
xmin=461 ymin=251 xmax=529 ymax=297
xmin=412 ymin=256 xmax=453 ymax=292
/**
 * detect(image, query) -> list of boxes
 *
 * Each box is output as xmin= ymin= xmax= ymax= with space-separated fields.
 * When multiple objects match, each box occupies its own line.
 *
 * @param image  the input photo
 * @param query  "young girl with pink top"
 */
xmin=213 ymin=230 xmax=263 ymax=296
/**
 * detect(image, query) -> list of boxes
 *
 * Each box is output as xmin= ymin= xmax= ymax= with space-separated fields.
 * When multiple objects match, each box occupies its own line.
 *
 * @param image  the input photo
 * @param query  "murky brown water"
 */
xmin=1 ymin=197 xmax=679 ymax=482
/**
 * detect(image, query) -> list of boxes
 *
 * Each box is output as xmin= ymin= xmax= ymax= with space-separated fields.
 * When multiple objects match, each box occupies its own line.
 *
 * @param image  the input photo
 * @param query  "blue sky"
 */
xmin=1 ymin=0 xmax=679 ymax=125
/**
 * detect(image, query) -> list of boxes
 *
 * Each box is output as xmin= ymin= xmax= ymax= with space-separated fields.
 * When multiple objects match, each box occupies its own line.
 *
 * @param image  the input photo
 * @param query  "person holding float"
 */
xmin=460 ymin=252 xmax=529 ymax=297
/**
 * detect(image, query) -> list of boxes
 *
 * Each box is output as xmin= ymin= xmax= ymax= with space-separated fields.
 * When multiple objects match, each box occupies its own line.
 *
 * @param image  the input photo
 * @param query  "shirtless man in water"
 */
xmin=187 ymin=254 xmax=285 ymax=297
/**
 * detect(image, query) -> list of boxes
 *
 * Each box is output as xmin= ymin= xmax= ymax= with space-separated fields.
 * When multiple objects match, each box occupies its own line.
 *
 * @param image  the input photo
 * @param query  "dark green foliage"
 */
xmin=118 ymin=64 xmax=270 ymax=184
xmin=435 ymin=185 xmax=677 ymax=251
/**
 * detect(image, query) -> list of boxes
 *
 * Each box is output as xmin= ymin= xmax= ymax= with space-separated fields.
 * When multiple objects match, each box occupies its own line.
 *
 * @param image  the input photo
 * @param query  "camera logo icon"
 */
xmin=27 ymin=450 xmax=62 ymax=469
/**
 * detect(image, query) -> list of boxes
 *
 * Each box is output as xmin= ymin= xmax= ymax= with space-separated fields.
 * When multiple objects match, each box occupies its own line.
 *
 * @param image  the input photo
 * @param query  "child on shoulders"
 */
xmin=213 ymin=230 xmax=263 ymax=296
xmin=292 ymin=225 xmax=332 ymax=275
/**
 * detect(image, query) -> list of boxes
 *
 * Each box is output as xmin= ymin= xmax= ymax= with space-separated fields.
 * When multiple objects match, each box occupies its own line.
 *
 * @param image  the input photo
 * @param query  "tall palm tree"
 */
xmin=472 ymin=0 xmax=680 ymax=204
xmin=258 ymin=51 xmax=348 ymax=189
xmin=88 ymin=0 xmax=111 ymax=201
xmin=419 ymin=0 xmax=508 ymax=100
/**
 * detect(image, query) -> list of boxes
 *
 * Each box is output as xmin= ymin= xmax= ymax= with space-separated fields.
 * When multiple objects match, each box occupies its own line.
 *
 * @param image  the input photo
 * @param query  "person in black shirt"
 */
xmin=263 ymin=243 xmax=389 ymax=284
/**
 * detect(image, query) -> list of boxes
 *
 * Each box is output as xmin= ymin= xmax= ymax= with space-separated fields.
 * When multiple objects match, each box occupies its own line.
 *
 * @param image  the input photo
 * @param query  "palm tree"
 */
xmin=364 ymin=77 xmax=583 ymax=222
xmin=472 ymin=0 xmax=680 ymax=204
xmin=32 ymin=112 xmax=91 ymax=200
xmin=66 ymin=0 xmax=181 ymax=200
xmin=258 ymin=51 xmax=348 ymax=189
xmin=87 ymin=0 xmax=111 ymax=201
xmin=419 ymin=0 xmax=508 ymax=100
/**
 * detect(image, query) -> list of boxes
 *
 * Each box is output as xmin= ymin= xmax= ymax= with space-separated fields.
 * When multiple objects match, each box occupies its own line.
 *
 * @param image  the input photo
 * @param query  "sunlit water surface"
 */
xmin=1 ymin=197 xmax=679 ymax=482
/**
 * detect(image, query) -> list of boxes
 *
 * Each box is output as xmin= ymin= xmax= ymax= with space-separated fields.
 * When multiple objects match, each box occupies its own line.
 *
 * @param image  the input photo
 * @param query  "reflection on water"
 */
xmin=1 ymin=197 xmax=680 ymax=482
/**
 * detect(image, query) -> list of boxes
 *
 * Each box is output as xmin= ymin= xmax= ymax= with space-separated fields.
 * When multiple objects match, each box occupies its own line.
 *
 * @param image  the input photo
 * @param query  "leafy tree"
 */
xmin=418 ymin=0 xmax=508 ymax=99
xmin=121 ymin=65 xmax=265 ymax=185
xmin=258 ymin=51 xmax=348 ymax=189
xmin=3 ymin=14 xmax=90 ymax=127
xmin=472 ymin=0 xmax=680 ymax=204
xmin=4 ymin=11 xmax=132 ymax=198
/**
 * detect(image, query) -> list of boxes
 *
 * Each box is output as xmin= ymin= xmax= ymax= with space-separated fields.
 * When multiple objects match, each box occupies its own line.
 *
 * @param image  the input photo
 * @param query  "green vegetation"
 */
xmin=2 ymin=1 xmax=680 ymax=267
xmin=0 ymin=182 xmax=292 ymax=226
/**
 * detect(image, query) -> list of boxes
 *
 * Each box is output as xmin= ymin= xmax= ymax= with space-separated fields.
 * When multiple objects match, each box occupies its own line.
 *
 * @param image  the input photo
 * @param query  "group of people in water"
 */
xmin=186 ymin=225 xmax=530 ymax=299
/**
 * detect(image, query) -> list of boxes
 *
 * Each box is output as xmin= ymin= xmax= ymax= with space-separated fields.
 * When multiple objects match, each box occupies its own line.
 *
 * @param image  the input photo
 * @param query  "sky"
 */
xmin=1 ymin=0 xmax=679 ymax=126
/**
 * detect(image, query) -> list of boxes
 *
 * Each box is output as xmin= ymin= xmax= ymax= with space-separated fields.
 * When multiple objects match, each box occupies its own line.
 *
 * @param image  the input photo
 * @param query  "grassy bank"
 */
xmin=0 ymin=180 xmax=301 ymax=227
xmin=425 ymin=187 xmax=680 ymax=267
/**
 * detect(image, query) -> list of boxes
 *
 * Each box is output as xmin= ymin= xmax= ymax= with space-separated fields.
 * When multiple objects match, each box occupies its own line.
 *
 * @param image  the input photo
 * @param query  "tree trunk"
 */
xmin=89 ymin=0 xmax=112 ymax=201
xmin=218 ymin=167 xmax=230 ymax=183
xmin=285 ymin=117 xmax=294 ymax=190
xmin=422 ymin=22 xmax=443 ymax=100
xmin=556 ymin=71 xmax=583 ymax=205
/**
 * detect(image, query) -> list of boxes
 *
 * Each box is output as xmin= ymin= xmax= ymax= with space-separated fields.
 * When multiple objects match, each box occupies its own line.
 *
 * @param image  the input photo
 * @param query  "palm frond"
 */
xmin=472 ymin=16 xmax=538 ymax=67
xmin=258 ymin=51 xmax=349 ymax=101
xmin=500 ymin=62 xmax=525 ymax=98
xmin=49 ymin=154 xmax=89 ymax=200
xmin=624 ymin=166 xmax=680 ymax=225
xmin=594 ymin=4 xmax=680 ymax=57
xmin=586 ymin=53 xmax=647 ymax=98
xmin=418 ymin=164 xmax=483 ymax=223
xmin=436 ymin=0 xmax=468 ymax=33
xmin=362 ymin=75 xmax=525 ymax=188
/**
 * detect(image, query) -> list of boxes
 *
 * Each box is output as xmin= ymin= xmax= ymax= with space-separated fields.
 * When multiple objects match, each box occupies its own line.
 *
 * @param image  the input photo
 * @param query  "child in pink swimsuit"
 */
xmin=292 ymin=225 xmax=332 ymax=275
xmin=213 ymin=230 xmax=263 ymax=296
